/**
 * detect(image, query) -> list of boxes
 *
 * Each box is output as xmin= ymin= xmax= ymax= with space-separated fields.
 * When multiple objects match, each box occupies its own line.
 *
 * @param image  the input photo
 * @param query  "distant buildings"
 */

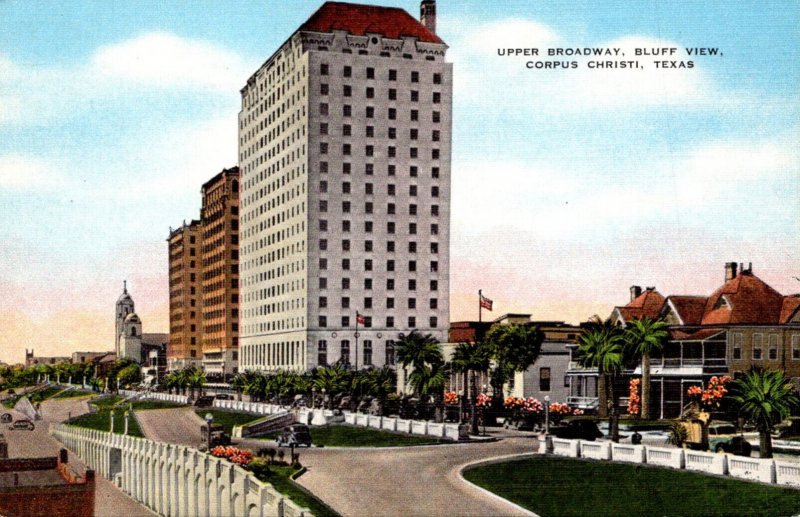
xmin=238 ymin=0 xmax=452 ymax=372
xmin=566 ymin=262 xmax=800 ymax=418
xmin=114 ymin=282 xmax=167 ymax=369
xmin=168 ymin=167 xmax=240 ymax=379
xmin=24 ymin=350 xmax=71 ymax=368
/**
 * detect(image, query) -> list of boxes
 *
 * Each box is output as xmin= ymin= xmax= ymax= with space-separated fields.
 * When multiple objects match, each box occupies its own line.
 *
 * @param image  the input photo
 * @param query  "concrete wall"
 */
xmin=51 ymin=424 xmax=311 ymax=517
xmin=541 ymin=437 xmax=800 ymax=488
xmin=120 ymin=390 xmax=189 ymax=405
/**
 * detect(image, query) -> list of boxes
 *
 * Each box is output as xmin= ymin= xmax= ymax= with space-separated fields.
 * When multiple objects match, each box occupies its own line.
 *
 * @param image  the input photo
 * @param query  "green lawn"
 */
xmin=194 ymin=409 xmax=264 ymax=435
xmin=463 ymin=456 xmax=800 ymax=517
xmin=69 ymin=405 xmax=144 ymax=437
xmin=53 ymin=389 xmax=97 ymax=399
xmin=259 ymin=424 xmax=445 ymax=447
xmin=251 ymin=463 xmax=339 ymax=517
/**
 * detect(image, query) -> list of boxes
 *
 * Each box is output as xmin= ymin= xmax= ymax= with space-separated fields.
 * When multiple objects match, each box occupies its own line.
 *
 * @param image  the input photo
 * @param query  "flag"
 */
xmin=480 ymin=293 xmax=493 ymax=311
xmin=356 ymin=313 xmax=367 ymax=325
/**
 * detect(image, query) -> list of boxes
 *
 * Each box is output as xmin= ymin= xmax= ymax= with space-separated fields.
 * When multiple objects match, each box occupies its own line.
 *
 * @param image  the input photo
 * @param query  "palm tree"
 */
xmin=363 ymin=366 xmax=397 ymax=412
xmin=484 ymin=324 xmax=543 ymax=400
xmin=395 ymin=331 xmax=444 ymax=420
xmin=624 ymin=318 xmax=669 ymax=420
xmin=577 ymin=320 xmax=625 ymax=441
xmin=313 ymin=366 xmax=351 ymax=408
xmin=730 ymin=369 xmax=799 ymax=458
xmin=450 ymin=342 xmax=492 ymax=435
xmin=231 ymin=372 xmax=250 ymax=401
xmin=186 ymin=368 xmax=206 ymax=399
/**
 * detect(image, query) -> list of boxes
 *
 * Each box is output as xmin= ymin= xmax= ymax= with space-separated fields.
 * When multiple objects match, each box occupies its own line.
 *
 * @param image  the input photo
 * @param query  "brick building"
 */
xmin=168 ymin=220 xmax=203 ymax=370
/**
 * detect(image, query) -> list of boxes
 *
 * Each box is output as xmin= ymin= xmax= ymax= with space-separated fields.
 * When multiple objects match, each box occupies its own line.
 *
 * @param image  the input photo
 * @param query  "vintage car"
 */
xmin=276 ymin=424 xmax=312 ymax=447
xmin=551 ymin=420 xmax=604 ymax=441
xmin=8 ymin=419 xmax=35 ymax=431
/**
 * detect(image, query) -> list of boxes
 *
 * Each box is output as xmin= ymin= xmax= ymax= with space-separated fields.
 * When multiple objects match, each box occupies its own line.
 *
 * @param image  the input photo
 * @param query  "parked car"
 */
xmin=714 ymin=435 xmax=752 ymax=456
xmin=0 ymin=413 xmax=11 ymax=423
xmin=8 ymin=419 xmax=34 ymax=431
xmin=194 ymin=395 xmax=215 ymax=408
xmin=214 ymin=394 xmax=233 ymax=400
xmin=276 ymin=424 xmax=312 ymax=447
xmin=551 ymin=420 xmax=603 ymax=441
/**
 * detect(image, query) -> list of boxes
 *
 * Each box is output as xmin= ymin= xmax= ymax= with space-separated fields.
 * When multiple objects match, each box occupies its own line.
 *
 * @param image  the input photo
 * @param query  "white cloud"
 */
xmin=0 ymin=155 xmax=65 ymax=191
xmin=92 ymin=32 xmax=249 ymax=92
xmin=448 ymin=19 xmax=719 ymax=113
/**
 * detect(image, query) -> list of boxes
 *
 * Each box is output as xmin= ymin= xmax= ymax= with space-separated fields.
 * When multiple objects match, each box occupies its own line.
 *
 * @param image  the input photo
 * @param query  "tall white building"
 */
xmin=239 ymin=1 xmax=451 ymax=372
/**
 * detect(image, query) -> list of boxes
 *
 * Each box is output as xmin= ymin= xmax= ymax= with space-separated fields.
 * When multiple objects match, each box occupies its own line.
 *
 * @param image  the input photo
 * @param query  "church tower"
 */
xmin=115 ymin=281 xmax=135 ymax=357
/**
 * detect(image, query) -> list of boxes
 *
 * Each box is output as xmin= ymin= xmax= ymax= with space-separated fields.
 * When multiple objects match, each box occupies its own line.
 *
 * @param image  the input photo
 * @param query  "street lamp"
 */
xmin=204 ymin=413 xmax=214 ymax=450
xmin=544 ymin=395 xmax=550 ymax=434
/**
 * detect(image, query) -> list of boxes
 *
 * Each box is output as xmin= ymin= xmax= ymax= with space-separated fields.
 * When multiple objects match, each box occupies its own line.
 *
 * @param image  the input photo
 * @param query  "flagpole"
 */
xmin=478 ymin=289 xmax=482 ymax=323
xmin=355 ymin=310 xmax=359 ymax=370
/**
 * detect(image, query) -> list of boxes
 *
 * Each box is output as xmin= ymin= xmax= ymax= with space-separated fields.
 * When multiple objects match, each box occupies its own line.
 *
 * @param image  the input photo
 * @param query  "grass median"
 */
xmin=250 ymin=463 xmax=339 ymax=517
xmin=259 ymin=424 xmax=446 ymax=447
xmin=463 ymin=455 xmax=800 ymax=517
xmin=194 ymin=409 xmax=264 ymax=435
xmin=69 ymin=395 xmax=188 ymax=437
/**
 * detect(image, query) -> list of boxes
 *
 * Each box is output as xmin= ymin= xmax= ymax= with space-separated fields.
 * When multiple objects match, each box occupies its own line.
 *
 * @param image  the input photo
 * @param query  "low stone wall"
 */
xmin=541 ymin=437 xmax=799 ymax=488
xmin=119 ymin=390 xmax=189 ymax=405
xmin=51 ymin=424 xmax=312 ymax=517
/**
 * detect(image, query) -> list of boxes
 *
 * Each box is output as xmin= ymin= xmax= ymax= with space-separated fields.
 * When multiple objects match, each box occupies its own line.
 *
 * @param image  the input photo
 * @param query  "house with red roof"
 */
xmin=567 ymin=262 xmax=800 ymax=417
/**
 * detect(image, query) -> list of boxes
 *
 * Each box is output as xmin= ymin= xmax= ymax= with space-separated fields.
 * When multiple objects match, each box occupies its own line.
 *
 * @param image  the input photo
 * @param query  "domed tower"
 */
xmin=120 ymin=312 xmax=143 ymax=362
xmin=115 ymin=280 xmax=136 ymax=357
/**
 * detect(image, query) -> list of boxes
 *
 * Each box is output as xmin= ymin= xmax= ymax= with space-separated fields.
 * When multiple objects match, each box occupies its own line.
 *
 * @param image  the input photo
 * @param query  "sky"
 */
xmin=1 ymin=1 xmax=798 ymax=364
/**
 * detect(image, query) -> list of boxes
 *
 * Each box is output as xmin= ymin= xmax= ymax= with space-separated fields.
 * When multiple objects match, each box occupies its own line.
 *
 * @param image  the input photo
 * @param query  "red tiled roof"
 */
xmin=701 ymin=272 xmax=785 ymax=325
xmin=781 ymin=295 xmax=800 ymax=324
xmin=669 ymin=328 xmax=725 ymax=341
xmin=300 ymin=2 xmax=443 ymax=44
xmin=616 ymin=289 xmax=665 ymax=322
xmin=666 ymin=296 xmax=708 ymax=325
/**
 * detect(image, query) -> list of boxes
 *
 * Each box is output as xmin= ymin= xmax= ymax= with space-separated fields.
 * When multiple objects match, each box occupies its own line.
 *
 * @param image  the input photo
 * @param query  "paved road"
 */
xmin=3 ymin=397 xmax=158 ymax=517
xmin=135 ymin=407 xmax=206 ymax=448
xmin=238 ymin=428 xmax=539 ymax=517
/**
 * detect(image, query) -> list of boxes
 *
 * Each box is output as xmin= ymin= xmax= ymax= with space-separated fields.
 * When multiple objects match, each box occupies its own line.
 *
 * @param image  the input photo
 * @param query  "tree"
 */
xmin=484 ymin=324 xmax=543 ymax=398
xmin=186 ymin=368 xmax=206 ymax=399
xmin=363 ymin=366 xmax=397 ymax=411
xmin=624 ymin=318 xmax=669 ymax=420
xmin=577 ymin=320 xmax=625 ymax=441
xmin=450 ymin=341 xmax=492 ymax=435
xmin=312 ymin=366 xmax=351 ymax=408
xmin=395 ymin=331 xmax=445 ymax=421
xmin=116 ymin=363 xmax=141 ymax=389
xmin=730 ymin=369 xmax=799 ymax=458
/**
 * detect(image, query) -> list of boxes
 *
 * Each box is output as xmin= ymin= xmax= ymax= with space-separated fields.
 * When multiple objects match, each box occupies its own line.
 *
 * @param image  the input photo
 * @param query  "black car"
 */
xmin=8 ymin=419 xmax=35 ymax=431
xmin=714 ymin=436 xmax=752 ymax=456
xmin=551 ymin=420 xmax=603 ymax=441
xmin=276 ymin=424 xmax=312 ymax=447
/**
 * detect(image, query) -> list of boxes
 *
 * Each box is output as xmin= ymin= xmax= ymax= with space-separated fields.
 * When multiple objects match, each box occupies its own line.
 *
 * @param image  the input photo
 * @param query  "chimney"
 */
xmin=725 ymin=262 xmax=738 ymax=281
xmin=420 ymin=0 xmax=436 ymax=34
xmin=630 ymin=285 xmax=642 ymax=301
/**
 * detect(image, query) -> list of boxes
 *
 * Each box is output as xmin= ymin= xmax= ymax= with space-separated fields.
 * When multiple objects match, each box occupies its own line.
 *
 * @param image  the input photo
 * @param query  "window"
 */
xmin=411 ymin=90 xmax=419 ymax=102
xmin=429 ymin=298 xmax=438 ymax=309
xmin=388 ymin=164 xmax=396 ymax=176
xmin=408 ymin=260 xmax=416 ymax=272
xmin=320 ymin=63 xmax=329 ymax=75
xmin=433 ymin=73 xmax=442 ymax=84
xmin=408 ymin=279 xmax=416 ymax=291
xmin=386 ymin=316 xmax=395 ymax=328
xmin=320 ymin=103 xmax=329 ymax=116
xmin=319 ymin=296 xmax=328 ymax=308
xmin=386 ymin=279 xmax=395 ymax=290
xmin=540 ymin=367 xmax=551 ymax=392
xmin=408 ymin=298 xmax=416 ymax=309
xmin=408 ymin=241 xmax=417 ymax=253
xmin=318 ymin=219 xmax=328 ymax=231
xmin=387 ymin=298 xmax=395 ymax=309
xmin=432 ymin=130 xmax=440 ymax=142
xmin=320 ymin=161 xmax=329 ymax=173
xmin=753 ymin=333 xmax=763 ymax=360
xmin=410 ymin=166 xmax=418 ymax=177
xmin=388 ymin=127 xmax=396 ymax=139
xmin=431 ymin=205 xmax=439 ymax=216
xmin=387 ymin=221 xmax=395 ymax=234
xmin=319 ymin=315 xmax=327 ymax=327
xmin=432 ymin=149 xmax=440 ymax=159
xmin=410 ymin=128 xmax=418 ymax=140
xmin=342 ymin=277 xmax=350 ymax=289
xmin=769 ymin=334 xmax=779 ymax=360
xmin=342 ymin=258 xmax=350 ymax=270
xmin=387 ymin=259 xmax=395 ymax=272
xmin=342 ymin=239 xmax=350 ymax=251
xmin=343 ymin=124 xmax=352 ymax=136
xmin=411 ymin=109 xmax=418 ymax=121
xmin=432 ymin=166 xmax=440 ymax=178
xmin=343 ymin=144 xmax=351 ymax=156
xmin=430 ymin=243 xmax=439 ymax=254
xmin=410 ymin=148 xmax=418 ymax=158
xmin=365 ymin=163 xmax=374 ymax=175
xmin=341 ymin=316 xmax=350 ymax=327
xmin=408 ymin=316 xmax=416 ymax=328
xmin=366 ymin=106 xmax=374 ymax=118
xmin=319 ymin=200 xmax=328 ymax=212
xmin=365 ymin=145 xmax=374 ymax=157
xmin=318 ymin=340 xmax=327 ymax=366
xmin=433 ymin=92 xmax=441 ymax=103
xmin=388 ymin=69 xmax=397 ymax=81
xmin=340 ymin=340 xmax=350 ymax=364
xmin=365 ymin=201 xmax=373 ymax=213
xmin=319 ymin=258 xmax=327 ymax=270
xmin=319 ymin=277 xmax=327 ymax=289
xmin=388 ymin=108 xmax=396 ymax=120
xmin=388 ymin=89 xmax=397 ymax=100
xmin=432 ymin=186 xmax=440 ymax=197
xmin=367 ymin=67 xmax=375 ymax=79
xmin=365 ymin=259 xmax=373 ymax=271
xmin=411 ymin=71 xmax=419 ymax=82
xmin=387 ymin=241 xmax=395 ymax=252
xmin=387 ymin=203 xmax=396 ymax=214
xmin=320 ymin=83 xmax=329 ymax=95
xmin=388 ymin=146 xmax=396 ymax=158
xmin=429 ymin=316 xmax=438 ymax=328
xmin=364 ymin=297 xmax=372 ymax=309
xmin=388 ymin=184 xmax=396 ymax=196
xmin=433 ymin=111 xmax=441 ymax=123
xmin=364 ymin=240 xmax=373 ymax=252
xmin=430 ymin=280 xmax=438 ymax=291
xmin=319 ymin=239 xmax=328 ymax=251
xmin=409 ymin=204 xmax=417 ymax=215
xmin=363 ymin=340 xmax=373 ymax=366
xmin=342 ymin=182 xmax=351 ymax=194
xmin=430 ymin=224 xmax=439 ymax=235
xmin=386 ymin=340 xmax=395 ymax=365
xmin=365 ymin=221 xmax=373 ymax=233
xmin=343 ymin=105 xmax=351 ymax=117
xmin=320 ymin=143 xmax=328 ymax=154
xmin=320 ymin=122 xmax=328 ymax=134
xmin=341 ymin=297 xmax=350 ymax=309
xmin=343 ymin=85 xmax=352 ymax=97
xmin=366 ymin=87 xmax=374 ymax=99
xmin=792 ymin=334 xmax=800 ymax=360
xmin=409 ymin=185 xmax=418 ymax=196
xmin=342 ymin=201 xmax=351 ymax=213
xmin=342 ymin=162 xmax=351 ymax=174
xmin=343 ymin=65 xmax=351 ymax=77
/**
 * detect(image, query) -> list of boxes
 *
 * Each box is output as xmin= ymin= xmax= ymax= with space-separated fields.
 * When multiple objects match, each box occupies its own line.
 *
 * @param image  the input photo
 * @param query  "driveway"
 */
xmin=135 ymin=407 xmax=206 ymax=448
